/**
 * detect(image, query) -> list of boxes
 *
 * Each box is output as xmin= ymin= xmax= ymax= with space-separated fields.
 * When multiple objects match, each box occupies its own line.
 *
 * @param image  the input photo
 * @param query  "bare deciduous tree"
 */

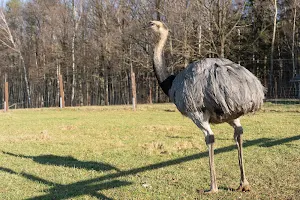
xmin=0 ymin=7 xmax=31 ymax=106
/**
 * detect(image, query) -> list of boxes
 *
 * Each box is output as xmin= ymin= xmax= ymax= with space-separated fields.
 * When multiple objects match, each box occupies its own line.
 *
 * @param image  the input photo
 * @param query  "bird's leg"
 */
xmin=231 ymin=119 xmax=250 ymax=192
xmin=235 ymin=128 xmax=250 ymax=191
xmin=206 ymin=134 xmax=218 ymax=193
xmin=187 ymin=112 xmax=218 ymax=193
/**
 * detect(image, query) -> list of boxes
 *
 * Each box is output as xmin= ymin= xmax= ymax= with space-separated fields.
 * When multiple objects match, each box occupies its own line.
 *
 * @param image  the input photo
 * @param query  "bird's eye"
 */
xmin=149 ymin=22 xmax=154 ymax=26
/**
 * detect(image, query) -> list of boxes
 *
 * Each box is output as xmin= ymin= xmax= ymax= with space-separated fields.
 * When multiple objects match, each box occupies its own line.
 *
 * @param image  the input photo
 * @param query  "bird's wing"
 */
xmin=170 ymin=59 xmax=264 ymax=121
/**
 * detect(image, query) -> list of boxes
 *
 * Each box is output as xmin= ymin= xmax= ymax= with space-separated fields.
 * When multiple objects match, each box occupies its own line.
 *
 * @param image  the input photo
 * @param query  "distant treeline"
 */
xmin=0 ymin=0 xmax=299 ymax=108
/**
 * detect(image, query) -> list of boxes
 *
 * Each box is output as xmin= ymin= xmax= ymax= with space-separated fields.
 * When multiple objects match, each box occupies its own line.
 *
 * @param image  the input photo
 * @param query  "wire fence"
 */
xmin=1 ymin=67 xmax=300 ymax=110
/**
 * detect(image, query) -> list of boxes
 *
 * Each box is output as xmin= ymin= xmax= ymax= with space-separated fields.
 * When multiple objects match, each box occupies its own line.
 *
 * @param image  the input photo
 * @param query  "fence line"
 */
xmin=1 ymin=68 xmax=300 ymax=110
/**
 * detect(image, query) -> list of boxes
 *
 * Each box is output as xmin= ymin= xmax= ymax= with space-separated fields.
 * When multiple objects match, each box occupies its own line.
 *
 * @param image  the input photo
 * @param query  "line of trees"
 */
xmin=0 ymin=0 xmax=299 ymax=108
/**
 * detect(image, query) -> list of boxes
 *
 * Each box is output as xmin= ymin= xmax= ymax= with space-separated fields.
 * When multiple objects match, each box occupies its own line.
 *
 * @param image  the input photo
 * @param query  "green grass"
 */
xmin=0 ymin=103 xmax=299 ymax=199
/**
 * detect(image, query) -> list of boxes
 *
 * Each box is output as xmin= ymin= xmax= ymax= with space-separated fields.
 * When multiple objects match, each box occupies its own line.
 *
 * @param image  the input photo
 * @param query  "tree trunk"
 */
xmin=292 ymin=1 xmax=297 ymax=77
xmin=264 ymin=56 xmax=268 ymax=87
xmin=269 ymin=0 xmax=278 ymax=97
xmin=71 ymin=2 xmax=76 ymax=106
xmin=148 ymin=75 xmax=152 ymax=104
xmin=169 ymin=37 xmax=174 ymax=74
xmin=104 ymin=66 xmax=109 ymax=105
xmin=238 ymin=29 xmax=241 ymax=64
xmin=130 ymin=44 xmax=137 ymax=110
xmin=20 ymin=56 xmax=31 ymax=107
xmin=184 ymin=23 xmax=189 ymax=67
xmin=71 ymin=32 xmax=76 ymax=106
xmin=220 ymin=38 xmax=225 ymax=58
xmin=56 ymin=60 xmax=60 ymax=106
xmin=71 ymin=0 xmax=82 ymax=106
xmin=131 ymin=70 xmax=137 ymax=110
xmin=198 ymin=25 xmax=202 ymax=56
xmin=4 ymin=81 xmax=8 ymax=112
xmin=0 ymin=10 xmax=31 ymax=107
xmin=155 ymin=0 xmax=161 ymax=20
xmin=59 ymin=74 xmax=65 ymax=108
xmin=126 ymin=70 xmax=131 ymax=105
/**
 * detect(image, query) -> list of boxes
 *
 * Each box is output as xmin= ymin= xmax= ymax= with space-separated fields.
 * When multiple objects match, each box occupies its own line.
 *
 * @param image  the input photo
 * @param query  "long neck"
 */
xmin=153 ymin=31 xmax=170 ymax=84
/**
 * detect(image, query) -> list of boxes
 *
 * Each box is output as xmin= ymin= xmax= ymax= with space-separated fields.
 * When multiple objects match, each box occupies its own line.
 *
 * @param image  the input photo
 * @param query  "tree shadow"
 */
xmin=2 ymin=152 xmax=120 ymax=172
xmin=259 ymin=135 xmax=300 ymax=147
xmin=1 ymin=135 xmax=299 ymax=199
xmin=0 ymin=167 xmax=130 ymax=200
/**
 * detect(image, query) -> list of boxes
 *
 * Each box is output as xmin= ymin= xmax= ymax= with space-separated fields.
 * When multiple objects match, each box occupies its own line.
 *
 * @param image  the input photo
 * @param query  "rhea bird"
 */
xmin=147 ymin=21 xmax=264 ymax=193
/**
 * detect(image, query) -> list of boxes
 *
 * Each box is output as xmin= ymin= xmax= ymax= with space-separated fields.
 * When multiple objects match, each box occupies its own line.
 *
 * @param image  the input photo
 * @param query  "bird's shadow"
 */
xmin=166 ymin=135 xmax=192 ymax=139
xmin=2 ymin=151 xmax=120 ymax=172
xmin=218 ymin=186 xmax=236 ymax=192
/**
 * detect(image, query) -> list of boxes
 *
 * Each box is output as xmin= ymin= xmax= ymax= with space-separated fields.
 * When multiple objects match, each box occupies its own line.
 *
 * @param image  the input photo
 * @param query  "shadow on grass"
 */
xmin=166 ymin=135 xmax=192 ymax=139
xmin=259 ymin=135 xmax=300 ymax=147
xmin=1 ymin=135 xmax=299 ymax=199
xmin=0 ymin=167 xmax=130 ymax=200
xmin=1 ymin=152 xmax=120 ymax=172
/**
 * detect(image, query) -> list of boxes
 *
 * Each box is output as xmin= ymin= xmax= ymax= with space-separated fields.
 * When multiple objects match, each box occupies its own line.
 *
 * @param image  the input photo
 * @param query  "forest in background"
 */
xmin=0 ymin=0 xmax=299 ymax=108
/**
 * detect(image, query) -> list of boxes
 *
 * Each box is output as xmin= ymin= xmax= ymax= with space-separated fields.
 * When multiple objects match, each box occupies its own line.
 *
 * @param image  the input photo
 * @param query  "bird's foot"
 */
xmin=196 ymin=188 xmax=218 ymax=194
xmin=236 ymin=183 xmax=250 ymax=192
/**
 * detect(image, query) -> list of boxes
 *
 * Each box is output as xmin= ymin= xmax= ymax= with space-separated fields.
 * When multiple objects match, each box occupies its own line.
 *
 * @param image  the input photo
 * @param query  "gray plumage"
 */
xmin=169 ymin=58 xmax=264 ymax=123
xmin=148 ymin=20 xmax=264 ymax=193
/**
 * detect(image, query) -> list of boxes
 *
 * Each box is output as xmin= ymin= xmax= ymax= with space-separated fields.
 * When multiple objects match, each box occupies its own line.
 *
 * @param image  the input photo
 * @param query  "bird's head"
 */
xmin=147 ymin=21 xmax=169 ymax=35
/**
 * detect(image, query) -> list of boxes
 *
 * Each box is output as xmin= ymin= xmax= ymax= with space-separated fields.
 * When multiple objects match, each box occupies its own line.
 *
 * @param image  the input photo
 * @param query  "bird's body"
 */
xmin=169 ymin=58 xmax=264 ymax=123
xmin=147 ymin=20 xmax=264 ymax=193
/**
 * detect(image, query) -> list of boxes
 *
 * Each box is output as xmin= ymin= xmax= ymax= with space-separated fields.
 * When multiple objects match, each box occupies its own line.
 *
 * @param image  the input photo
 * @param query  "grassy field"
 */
xmin=0 ymin=103 xmax=299 ymax=200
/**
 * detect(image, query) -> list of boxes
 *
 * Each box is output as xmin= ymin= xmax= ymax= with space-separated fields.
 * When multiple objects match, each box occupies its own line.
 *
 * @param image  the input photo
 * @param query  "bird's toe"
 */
xmin=236 ymin=184 xmax=250 ymax=192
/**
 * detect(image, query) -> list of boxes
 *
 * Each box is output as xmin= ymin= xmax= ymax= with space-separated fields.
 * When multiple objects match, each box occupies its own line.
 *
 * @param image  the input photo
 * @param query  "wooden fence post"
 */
xmin=4 ymin=82 xmax=8 ymax=112
xmin=59 ymin=75 xmax=65 ymax=108
xmin=131 ymin=70 xmax=137 ymax=111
